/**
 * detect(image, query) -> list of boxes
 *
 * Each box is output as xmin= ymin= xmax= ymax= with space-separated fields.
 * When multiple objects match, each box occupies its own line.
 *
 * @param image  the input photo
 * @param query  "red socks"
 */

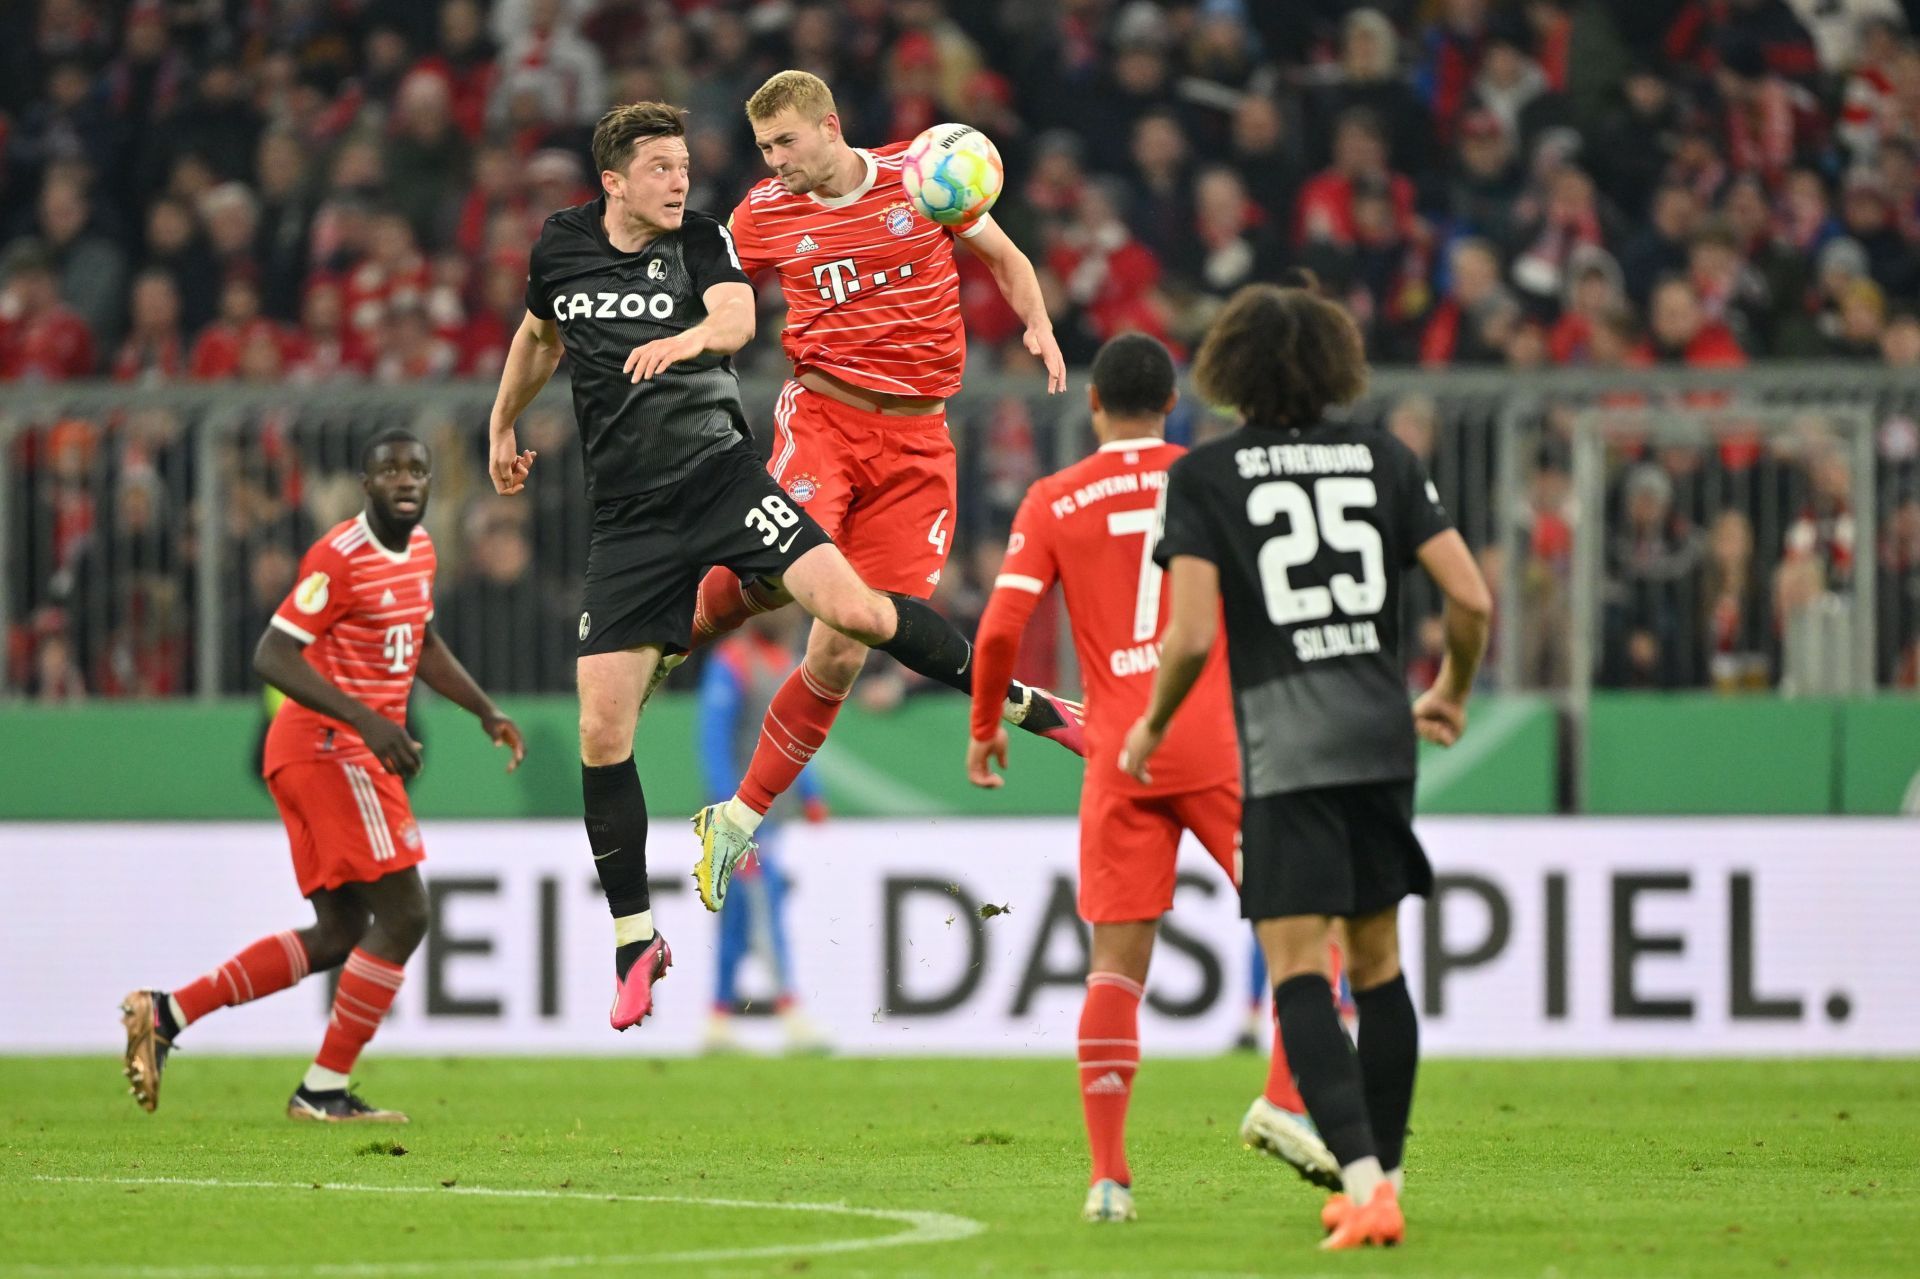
xmin=692 ymin=568 xmax=785 ymax=650
xmin=1079 ymin=972 xmax=1144 ymax=1187
xmin=173 ymin=930 xmax=310 ymax=1025
xmin=738 ymin=662 xmax=849 ymax=815
xmin=315 ymin=949 xmax=406 ymax=1075
xmin=1263 ymin=1016 xmax=1307 ymax=1113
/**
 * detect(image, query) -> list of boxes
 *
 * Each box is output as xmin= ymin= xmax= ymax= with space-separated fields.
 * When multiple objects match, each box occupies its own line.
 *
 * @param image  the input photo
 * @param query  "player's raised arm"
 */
xmin=254 ymin=621 xmax=422 ymax=779
xmin=416 ymin=626 xmax=526 ymax=772
xmin=625 ymin=281 xmax=755 ymax=381
xmin=488 ymin=309 xmax=562 ymax=495
xmin=956 ymin=215 xmax=1066 ymax=393
xmin=625 ymin=214 xmax=756 ymax=381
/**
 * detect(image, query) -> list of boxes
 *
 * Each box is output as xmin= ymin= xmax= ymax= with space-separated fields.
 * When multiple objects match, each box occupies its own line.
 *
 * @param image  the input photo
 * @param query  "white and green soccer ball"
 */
xmin=901 ymin=123 xmax=1005 ymax=227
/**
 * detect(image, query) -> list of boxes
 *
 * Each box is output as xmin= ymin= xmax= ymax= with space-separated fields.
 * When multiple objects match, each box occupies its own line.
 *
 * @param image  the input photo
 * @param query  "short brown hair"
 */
xmin=746 ymin=70 xmax=836 ymax=124
xmin=591 ymin=101 xmax=686 ymax=176
xmin=1193 ymin=285 xmax=1368 ymax=428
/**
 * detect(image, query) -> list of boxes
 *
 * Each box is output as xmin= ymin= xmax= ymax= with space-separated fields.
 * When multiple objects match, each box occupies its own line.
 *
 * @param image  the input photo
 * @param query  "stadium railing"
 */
xmin=5 ymin=365 xmax=1917 ymax=708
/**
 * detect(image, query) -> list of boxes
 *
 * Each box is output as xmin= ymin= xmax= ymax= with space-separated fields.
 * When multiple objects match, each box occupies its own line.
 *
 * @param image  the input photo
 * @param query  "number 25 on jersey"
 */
xmin=1248 ymin=478 xmax=1385 ymax=625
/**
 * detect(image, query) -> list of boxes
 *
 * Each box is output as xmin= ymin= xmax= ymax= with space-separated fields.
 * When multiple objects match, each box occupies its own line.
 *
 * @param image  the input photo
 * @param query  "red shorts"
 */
xmin=768 ymin=380 xmax=957 ymax=598
xmin=267 ymin=759 xmax=425 ymax=897
xmin=1078 ymin=780 xmax=1241 ymax=924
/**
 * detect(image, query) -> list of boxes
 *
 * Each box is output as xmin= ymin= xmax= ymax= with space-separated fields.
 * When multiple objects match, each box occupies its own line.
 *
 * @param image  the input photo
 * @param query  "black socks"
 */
xmin=875 ymin=593 xmax=1063 ymax=735
xmin=1275 ymin=973 xmax=1376 ymax=1169
xmin=875 ymin=593 xmax=974 ymax=691
xmin=582 ymin=757 xmax=649 ymax=920
xmin=1354 ymin=973 xmax=1418 ymax=1172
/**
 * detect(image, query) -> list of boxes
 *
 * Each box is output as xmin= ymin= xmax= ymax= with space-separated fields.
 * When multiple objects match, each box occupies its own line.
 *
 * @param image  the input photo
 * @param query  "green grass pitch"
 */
xmin=2 ymin=1055 xmax=1914 ymax=1277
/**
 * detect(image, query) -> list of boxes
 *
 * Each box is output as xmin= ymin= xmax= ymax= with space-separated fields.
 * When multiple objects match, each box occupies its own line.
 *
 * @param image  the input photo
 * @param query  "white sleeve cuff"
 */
xmin=270 ymin=614 xmax=316 ymax=644
xmin=994 ymin=573 xmax=1046 ymax=594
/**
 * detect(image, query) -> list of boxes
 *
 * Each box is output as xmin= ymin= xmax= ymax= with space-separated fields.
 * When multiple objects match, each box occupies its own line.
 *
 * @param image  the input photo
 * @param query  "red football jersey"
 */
xmin=973 ymin=438 xmax=1238 ymax=796
xmin=727 ymin=141 xmax=989 ymax=400
xmin=263 ymin=514 xmax=437 ymax=775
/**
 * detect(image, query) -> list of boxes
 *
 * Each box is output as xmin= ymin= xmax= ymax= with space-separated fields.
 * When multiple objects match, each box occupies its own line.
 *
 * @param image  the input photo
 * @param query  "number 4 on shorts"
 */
xmin=927 ymin=508 xmax=950 ymax=554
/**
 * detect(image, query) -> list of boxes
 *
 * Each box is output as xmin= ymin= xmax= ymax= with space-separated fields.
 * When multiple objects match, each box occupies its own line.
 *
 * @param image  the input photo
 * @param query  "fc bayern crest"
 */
xmin=786 ymin=473 xmax=820 ymax=503
xmin=883 ymin=204 xmax=914 ymax=237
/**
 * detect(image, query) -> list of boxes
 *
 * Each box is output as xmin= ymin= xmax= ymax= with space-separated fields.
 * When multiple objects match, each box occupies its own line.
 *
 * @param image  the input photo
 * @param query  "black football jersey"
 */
xmin=527 ymin=202 xmax=752 ymax=501
xmin=1154 ymin=420 xmax=1453 ymax=796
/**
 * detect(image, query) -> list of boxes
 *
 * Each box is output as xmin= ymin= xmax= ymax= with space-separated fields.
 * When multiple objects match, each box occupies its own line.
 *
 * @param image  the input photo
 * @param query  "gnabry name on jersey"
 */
xmin=1048 ymin=468 xmax=1168 ymax=518
xmin=551 ymin=289 xmax=678 ymax=321
xmin=1235 ymin=442 xmax=1375 ymax=478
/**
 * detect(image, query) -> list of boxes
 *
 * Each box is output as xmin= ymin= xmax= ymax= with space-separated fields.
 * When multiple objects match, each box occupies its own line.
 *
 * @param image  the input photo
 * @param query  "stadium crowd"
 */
xmin=6 ymin=0 xmax=1920 ymax=701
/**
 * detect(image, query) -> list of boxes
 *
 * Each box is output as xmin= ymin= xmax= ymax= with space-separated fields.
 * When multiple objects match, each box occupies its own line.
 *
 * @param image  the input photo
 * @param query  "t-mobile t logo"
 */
xmin=812 ymin=257 xmax=861 ymax=303
xmin=383 ymin=623 xmax=415 ymax=673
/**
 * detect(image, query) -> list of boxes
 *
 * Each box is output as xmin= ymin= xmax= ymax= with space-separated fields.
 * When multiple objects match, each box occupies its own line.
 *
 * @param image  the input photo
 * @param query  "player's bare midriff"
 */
xmin=798 ymin=368 xmax=943 ymax=416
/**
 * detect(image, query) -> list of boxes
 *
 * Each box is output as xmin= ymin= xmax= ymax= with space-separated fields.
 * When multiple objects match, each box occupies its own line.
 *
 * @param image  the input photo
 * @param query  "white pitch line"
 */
xmin=18 ymin=1176 xmax=986 ymax=1277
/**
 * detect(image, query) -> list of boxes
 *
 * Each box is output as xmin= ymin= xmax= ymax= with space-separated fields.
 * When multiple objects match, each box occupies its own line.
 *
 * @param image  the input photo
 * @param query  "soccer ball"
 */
xmin=901 ymin=124 xmax=1004 ymax=227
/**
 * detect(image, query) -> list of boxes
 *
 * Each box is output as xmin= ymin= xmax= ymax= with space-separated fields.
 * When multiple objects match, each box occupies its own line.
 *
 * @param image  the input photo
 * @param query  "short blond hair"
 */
xmin=746 ymin=70 xmax=836 ymax=123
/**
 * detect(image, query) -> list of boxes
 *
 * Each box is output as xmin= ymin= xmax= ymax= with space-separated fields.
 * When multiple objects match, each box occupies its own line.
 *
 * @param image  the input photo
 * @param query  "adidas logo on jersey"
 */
xmin=1083 ymin=1071 xmax=1130 ymax=1096
xmin=796 ymin=234 xmax=820 ymax=254
xmin=380 ymin=589 xmax=397 ymax=606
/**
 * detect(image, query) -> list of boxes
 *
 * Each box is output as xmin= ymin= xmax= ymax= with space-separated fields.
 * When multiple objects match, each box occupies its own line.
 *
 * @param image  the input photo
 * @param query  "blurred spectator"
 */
xmin=140 ymin=196 xmax=219 ymax=337
xmin=254 ymin=131 xmax=316 ymax=323
xmin=1639 ymin=276 xmax=1748 ymax=366
xmin=1295 ymin=109 xmax=1418 ymax=249
xmin=1837 ymin=15 xmax=1911 ymax=161
xmin=1713 ymin=31 xmax=1827 ymax=190
xmin=1421 ymin=238 xmax=1517 ymax=366
xmin=385 ymin=69 xmax=473 ymax=248
xmin=1508 ymin=165 xmax=1611 ymax=312
xmin=436 ymin=499 xmax=569 ymax=692
xmin=1603 ymin=463 xmax=1703 ymax=688
xmin=1180 ymin=167 xmax=1287 ymax=301
xmin=0 ymin=240 xmax=95 ymax=380
xmin=285 ymin=278 xmax=370 ymax=384
xmin=1687 ymin=220 xmax=1774 ymax=352
xmin=1838 ymin=169 xmax=1920 ymax=296
xmin=189 ymin=276 xmax=280 ymax=381
xmin=1227 ymin=93 xmax=1304 ymax=229
xmin=1417 ymin=0 xmax=1493 ymax=146
xmin=1548 ymin=246 xmax=1628 ymax=364
xmin=199 ymin=181 xmax=260 ymax=287
xmin=1591 ymin=63 xmax=1688 ymax=222
xmin=112 ymin=269 xmax=186 ymax=384
xmin=1129 ymin=111 xmax=1193 ymax=264
xmin=1470 ymin=14 xmax=1558 ymax=147
xmin=495 ymin=0 xmax=605 ymax=127
xmin=34 ymin=170 xmax=127 ymax=349
xmin=1445 ymin=108 xmax=1525 ymax=247
xmin=1308 ymin=9 xmax=1432 ymax=173
xmin=1701 ymin=509 xmax=1771 ymax=690
xmin=1048 ymin=179 xmax=1168 ymax=345
xmin=1622 ymin=185 xmax=1704 ymax=306
xmin=414 ymin=0 xmax=500 ymax=142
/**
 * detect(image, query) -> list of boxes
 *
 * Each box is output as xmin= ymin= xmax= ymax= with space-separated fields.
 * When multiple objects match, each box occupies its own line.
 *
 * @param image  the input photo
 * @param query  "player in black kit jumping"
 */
xmin=486 ymin=102 xmax=1072 ymax=1031
xmin=1120 ymin=284 xmax=1492 ymax=1250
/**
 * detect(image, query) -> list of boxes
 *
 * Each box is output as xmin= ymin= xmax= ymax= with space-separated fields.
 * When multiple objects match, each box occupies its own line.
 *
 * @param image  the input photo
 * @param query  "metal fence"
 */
xmin=4 ymin=366 xmax=1918 ymax=705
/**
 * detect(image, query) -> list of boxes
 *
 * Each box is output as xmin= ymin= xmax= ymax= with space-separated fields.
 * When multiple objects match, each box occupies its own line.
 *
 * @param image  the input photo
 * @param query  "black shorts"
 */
xmin=577 ymin=443 xmax=833 ymax=657
xmin=1238 ymin=780 xmax=1432 ymax=921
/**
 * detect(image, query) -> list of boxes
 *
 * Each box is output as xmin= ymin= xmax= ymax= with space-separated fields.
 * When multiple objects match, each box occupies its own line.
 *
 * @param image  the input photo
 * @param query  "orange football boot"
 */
xmin=1319 ymin=1183 xmax=1404 ymax=1250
